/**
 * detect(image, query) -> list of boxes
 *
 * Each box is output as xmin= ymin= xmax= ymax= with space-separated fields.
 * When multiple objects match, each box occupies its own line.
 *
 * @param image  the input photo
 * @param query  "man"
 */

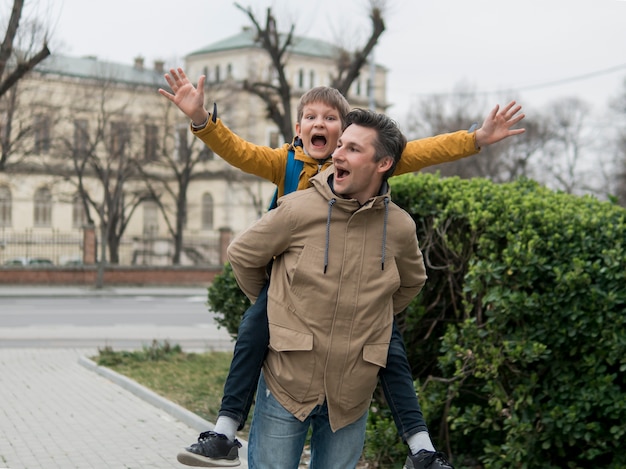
xmin=227 ymin=108 xmax=446 ymax=468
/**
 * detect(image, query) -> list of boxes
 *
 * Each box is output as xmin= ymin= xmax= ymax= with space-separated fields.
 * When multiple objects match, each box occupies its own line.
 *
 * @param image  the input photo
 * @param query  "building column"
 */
xmin=219 ymin=227 xmax=233 ymax=265
xmin=82 ymin=223 xmax=97 ymax=265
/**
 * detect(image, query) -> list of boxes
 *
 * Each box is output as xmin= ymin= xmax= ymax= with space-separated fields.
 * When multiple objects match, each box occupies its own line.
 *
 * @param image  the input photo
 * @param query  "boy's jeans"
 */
xmin=218 ymin=281 xmax=427 ymax=441
xmin=248 ymin=372 xmax=368 ymax=469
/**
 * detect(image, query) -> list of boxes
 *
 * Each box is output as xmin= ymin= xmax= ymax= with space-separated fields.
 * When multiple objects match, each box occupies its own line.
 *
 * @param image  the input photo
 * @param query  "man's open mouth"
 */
xmin=335 ymin=167 xmax=350 ymax=180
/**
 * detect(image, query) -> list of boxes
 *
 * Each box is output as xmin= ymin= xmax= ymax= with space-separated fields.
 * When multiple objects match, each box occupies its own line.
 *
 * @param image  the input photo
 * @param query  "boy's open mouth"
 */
xmin=311 ymin=134 xmax=327 ymax=148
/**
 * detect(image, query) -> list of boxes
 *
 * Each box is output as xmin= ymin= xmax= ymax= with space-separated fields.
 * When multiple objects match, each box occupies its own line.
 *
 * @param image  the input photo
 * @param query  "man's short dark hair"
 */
xmin=344 ymin=108 xmax=407 ymax=179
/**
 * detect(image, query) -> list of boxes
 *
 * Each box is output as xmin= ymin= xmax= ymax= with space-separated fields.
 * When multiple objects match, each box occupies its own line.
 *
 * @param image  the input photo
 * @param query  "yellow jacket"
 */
xmin=192 ymin=118 xmax=479 ymax=198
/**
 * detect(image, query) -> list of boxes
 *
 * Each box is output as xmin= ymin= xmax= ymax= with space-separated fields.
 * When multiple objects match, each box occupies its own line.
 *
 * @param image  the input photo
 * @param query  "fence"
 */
xmin=0 ymin=229 xmax=84 ymax=266
xmin=0 ymin=228 xmax=228 ymax=267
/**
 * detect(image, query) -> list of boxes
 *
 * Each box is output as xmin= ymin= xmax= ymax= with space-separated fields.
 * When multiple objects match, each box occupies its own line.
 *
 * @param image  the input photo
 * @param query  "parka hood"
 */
xmin=310 ymin=165 xmax=392 ymax=273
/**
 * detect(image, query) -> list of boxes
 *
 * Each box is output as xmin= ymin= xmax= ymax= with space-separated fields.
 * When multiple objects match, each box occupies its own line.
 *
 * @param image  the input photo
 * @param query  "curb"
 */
xmin=0 ymin=287 xmax=207 ymax=298
xmin=78 ymin=355 xmax=249 ymax=466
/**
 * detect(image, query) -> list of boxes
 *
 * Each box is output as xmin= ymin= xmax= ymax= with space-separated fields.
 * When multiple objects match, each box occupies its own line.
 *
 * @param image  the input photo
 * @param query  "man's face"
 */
xmin=295 ymin=102 xmax=343 ymax=160
xmin=332 ymin=124 xmax=392 ymax=205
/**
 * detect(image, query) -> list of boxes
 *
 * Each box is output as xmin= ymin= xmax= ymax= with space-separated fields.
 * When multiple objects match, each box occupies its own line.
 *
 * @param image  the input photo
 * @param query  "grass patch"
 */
xmin=95 ymin=340 xmax=250 ymax=435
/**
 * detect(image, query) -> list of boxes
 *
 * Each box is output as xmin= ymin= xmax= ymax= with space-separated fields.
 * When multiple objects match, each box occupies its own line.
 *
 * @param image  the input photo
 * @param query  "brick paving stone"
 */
xmin=0 ymin=348 xmax=247 ymax=469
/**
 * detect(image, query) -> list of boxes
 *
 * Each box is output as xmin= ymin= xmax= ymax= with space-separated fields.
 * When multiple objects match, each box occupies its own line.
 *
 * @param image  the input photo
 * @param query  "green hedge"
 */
xmin=391 ymin=174 xmax=626 ymax=468
xmin=208 ymin=173 xmax=626 ymax=468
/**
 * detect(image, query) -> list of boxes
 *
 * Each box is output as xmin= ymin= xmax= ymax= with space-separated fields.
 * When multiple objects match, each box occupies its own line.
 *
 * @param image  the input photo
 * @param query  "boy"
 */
xmin=159 ymin=68 xmax=524 ymax=468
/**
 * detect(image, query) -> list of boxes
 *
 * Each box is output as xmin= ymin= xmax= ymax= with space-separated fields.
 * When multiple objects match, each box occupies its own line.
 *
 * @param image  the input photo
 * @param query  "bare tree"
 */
xmin=610 ymin=76 xmax=626 ymax=206
xmin=540 ymin=97 xmax=593 ymax=194
xmin=52 ymin=78 xmax=150 ymax=270
xmin=234 ymin=1 xmax=386 ymax=142
xmin=0 ymin=0 xmax=51 ymax=172
xmin=0 ymin=0 xmax=50 ymax=99
xmin=133 ymin=102 xmax=213 ymax=265
xmin=405 ymin=86 xmax=550 ymax=183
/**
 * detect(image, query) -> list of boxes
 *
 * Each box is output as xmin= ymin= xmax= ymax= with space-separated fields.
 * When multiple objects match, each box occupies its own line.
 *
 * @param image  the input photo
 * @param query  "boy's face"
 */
xmin=332 ymin=124 xmax=392 ymax=205
xmin=295 ymin=101 xmax=343 ymax=161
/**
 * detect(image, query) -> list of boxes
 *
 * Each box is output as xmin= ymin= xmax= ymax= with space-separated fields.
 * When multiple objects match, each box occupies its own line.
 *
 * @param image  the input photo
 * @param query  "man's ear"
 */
xmin=295 ymin=122 xmax=301 ymax=138
xmin=378 ymin=156 xmax=393 ymax=174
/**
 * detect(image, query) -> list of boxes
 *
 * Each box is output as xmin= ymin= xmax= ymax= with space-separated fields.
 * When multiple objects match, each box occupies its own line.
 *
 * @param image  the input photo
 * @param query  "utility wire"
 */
xmin=414 ymin=63 xmax=626 ymax=97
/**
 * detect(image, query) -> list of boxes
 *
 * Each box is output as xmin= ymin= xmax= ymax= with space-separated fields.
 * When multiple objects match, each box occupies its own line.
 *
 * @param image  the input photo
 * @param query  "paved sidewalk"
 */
xmin=0 ymin=285 xmax=208 ymax=298
xmin=0 ymin=348 xmax=248 ymax=469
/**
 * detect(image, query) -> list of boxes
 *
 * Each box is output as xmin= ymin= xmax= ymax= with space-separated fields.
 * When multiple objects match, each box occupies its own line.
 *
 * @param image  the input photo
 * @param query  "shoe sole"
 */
xmin=176 ymin=450 xmax=241 ymax=467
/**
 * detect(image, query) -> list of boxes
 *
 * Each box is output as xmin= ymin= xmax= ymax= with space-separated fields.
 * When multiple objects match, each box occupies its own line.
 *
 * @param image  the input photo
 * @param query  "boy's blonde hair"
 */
xmin=296 ymin=86 xmax=351 ymax=127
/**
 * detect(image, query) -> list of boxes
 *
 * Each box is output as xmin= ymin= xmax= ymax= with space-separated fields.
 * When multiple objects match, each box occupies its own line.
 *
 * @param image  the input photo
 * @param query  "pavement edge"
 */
xmin=77 ymin=355 xmax=249 ymax=463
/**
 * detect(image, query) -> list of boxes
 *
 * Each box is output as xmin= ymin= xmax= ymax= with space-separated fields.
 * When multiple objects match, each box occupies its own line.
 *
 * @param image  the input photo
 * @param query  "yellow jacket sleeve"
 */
xmin=394 ymin=130 xmax=479 ymax=175
xmin=191 ymin=117 xmax=289 ymax=186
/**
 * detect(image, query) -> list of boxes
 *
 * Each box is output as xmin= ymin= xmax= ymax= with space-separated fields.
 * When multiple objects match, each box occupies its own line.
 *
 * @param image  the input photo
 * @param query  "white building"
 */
xmin=0 ymin=28 xmax=387 ymax=266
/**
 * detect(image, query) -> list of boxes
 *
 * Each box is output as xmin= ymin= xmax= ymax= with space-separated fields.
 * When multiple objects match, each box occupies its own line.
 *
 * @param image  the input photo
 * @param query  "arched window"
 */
xmin=34 ymin=187 xmax=52 ymax=227
xmin=72 ymin=193 xmax=86 ymax=228
xmin=143 ymin=201 xmax=159 ymax=237
xmin=0 ymin=186 xmax=11 ymax=227
xmin=202 ymin=193 xmax=214 ymax=230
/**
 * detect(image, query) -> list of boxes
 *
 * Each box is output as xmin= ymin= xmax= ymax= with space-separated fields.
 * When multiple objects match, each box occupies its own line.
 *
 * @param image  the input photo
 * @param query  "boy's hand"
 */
xmin=159 ymin=68 xmax=209 ymax=126
xmin=475 ymin=101 xmax=525 ymax=148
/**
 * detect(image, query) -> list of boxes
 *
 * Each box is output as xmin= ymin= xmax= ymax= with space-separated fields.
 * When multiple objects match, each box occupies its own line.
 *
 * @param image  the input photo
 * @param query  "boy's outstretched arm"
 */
xmin=474 ymin=101 xmax=525 ymax=148
xmin=158 ymin=68 xmax=210 ymax=127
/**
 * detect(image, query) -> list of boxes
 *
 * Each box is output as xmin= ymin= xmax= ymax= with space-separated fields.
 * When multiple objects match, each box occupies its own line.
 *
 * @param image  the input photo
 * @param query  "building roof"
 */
xmin=33 ymin=54 xmax=164 ymax=87
xmin=187 ymin=28 xmax=341 ymax=60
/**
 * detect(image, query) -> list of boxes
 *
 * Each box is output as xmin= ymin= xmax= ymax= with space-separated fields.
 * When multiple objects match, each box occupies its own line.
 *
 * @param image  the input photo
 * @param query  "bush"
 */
xmin=391 ymin=174 xmax=626 ymax=468
xmin=207 ymin=262 xmax=250 ymax=339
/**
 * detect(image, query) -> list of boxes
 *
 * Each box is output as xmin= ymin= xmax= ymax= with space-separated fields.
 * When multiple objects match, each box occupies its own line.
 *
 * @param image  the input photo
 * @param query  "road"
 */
xmin=0 ymin=291 xmax=235 ymax=351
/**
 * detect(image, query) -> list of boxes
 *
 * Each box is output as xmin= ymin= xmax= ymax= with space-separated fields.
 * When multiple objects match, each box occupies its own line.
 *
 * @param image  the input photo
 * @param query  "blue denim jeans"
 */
xmin=218 ymin=281 xmax=427 ymax=440
xmin=248 ymin=373 xmax=368 ymax=469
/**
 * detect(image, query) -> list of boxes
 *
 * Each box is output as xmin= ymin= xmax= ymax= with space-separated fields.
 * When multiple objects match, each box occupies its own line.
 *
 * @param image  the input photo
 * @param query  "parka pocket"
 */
xmin=266 ymin=323 xmax=315 ymax=402
xmin=363 ymin=342 xmax=389 ymax=368
xmin=339 ymin=341 xmax=390 ymax=409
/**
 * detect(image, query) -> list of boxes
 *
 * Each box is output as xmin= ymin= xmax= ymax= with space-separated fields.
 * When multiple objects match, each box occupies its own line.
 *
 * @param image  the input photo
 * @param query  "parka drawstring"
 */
xmin=381 ymin=197 xmax=389 ymax=271
xmin=324 ymin=199 xmax=336 ymax=274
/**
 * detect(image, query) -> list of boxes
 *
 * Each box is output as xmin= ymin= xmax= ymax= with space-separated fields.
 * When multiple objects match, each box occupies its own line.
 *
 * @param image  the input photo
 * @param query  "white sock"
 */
xmin=213 ymin=416 xmax=238 ymax=442
xmin=407 ymin=431 xmax=436 ymax=455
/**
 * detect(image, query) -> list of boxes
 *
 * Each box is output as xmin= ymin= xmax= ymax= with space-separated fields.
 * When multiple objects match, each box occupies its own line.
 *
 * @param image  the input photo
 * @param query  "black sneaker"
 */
xmin=176 ymin=431 xmax=242 ymax=467
xmin=404 ymin=450 xmax=454 ymax=469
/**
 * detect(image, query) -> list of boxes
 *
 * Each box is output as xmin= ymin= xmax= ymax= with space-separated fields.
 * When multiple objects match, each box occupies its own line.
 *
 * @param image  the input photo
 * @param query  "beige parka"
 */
xmin=227 ymin=165 xmax=427 ymax=431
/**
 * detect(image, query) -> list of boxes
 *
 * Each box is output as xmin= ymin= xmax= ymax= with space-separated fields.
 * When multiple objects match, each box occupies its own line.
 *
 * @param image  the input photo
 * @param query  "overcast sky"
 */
xmin=22 ymin=0 xmax=626 ymax=124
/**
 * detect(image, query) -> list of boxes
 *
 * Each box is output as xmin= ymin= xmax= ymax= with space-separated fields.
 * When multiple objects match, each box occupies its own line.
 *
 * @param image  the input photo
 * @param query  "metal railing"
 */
xmin=0 ymin=228 xmax=222 ymax=267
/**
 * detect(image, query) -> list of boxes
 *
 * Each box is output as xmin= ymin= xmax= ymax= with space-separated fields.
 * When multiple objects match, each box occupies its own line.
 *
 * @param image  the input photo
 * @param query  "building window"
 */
xmin=34 ymin=114 xmax=51 ymax=154
xmin=110 ymin=121 xmax=129 ymax=158
xmin=72 ymin=193 xmax=86 ymax=228
xmin=226 ymin=63 xmax=233 ymax=79
xmin=215 ymin=65 xmax=221 ymax=83
xmin=74 ymin=119 xmax=89 ymax=158
xmin=34 ymin=187 xmax=52 ymax=227
xmin=176 ymin=125 xmax=190 ymax=162
xmin=356 ymin=79 xmax=362 ymax=96
xmin=0 ymin=186 xmax=11 ymax=227
xmin=143 ymin=201 xmax=158 ymax=237
xmin=144 ymin=124 xmax=158 ymax=161
xmin=298 ymin=69 xmax=304 ymax=89
xmin=201 ymin=193 xmax=214 ymax=230
xmin=309 ymin=70 xmax=315 ymax=88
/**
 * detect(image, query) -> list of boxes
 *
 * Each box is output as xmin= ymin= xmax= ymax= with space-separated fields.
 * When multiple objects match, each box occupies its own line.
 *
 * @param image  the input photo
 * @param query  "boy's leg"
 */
xmin=218 ymin=282 xmax=270 ymax=428
xmin=248 ymin=372 xmax=309 ymax=469
xmin=381 ymin=321 xmax=455 ymax=468
xmin=177 ymin=282 xmax=270 ymax=467
xmin=379 ymin=320 xmax=427 ymax=441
